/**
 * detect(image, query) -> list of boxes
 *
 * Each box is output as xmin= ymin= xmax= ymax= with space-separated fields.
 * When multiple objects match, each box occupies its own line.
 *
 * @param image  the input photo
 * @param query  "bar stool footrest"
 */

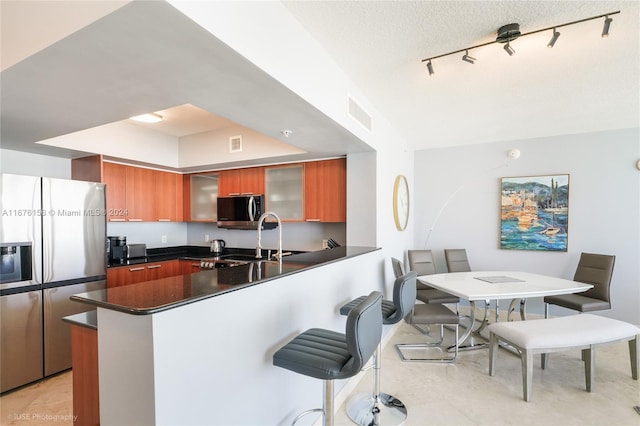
xmin=346 ymin=392 xmax=407 ymax=426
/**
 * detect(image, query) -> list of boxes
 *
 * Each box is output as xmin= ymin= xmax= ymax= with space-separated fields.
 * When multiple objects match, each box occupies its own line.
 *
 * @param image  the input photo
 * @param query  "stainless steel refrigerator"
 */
xmin=0 ymin=174 xmax=106 ymax=393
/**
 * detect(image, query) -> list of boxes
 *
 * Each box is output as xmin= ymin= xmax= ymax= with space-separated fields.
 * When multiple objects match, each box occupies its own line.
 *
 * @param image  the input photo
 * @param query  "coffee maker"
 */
xmin=107 ymin=236 xmax=127 ymax=265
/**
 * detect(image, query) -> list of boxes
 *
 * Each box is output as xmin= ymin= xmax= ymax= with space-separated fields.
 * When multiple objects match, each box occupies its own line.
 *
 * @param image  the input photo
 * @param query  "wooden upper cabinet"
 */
xmin=155 ymin=170 xmax=183 ymax=222
xmin=125 ymin=167 xmax=156 ymax=221
xmin=76 ymin=157 xmax=182 ymax=222
xmin=103 ymin=162 xmax=128 ymax=222
xmin=304 ymin=158 xmax=346 ymax=222
xmin=218 ymin=169 xmax=240 ymax=196
xmin=218 ymin=167 xmax=265 ymax=196
xmin=241 ymin=167 xmax=265 ymax=195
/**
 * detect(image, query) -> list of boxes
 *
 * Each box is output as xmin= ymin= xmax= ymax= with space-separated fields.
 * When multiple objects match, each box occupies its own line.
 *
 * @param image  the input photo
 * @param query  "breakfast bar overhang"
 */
xmin=71 ymin=246 xmax=384 ymax=425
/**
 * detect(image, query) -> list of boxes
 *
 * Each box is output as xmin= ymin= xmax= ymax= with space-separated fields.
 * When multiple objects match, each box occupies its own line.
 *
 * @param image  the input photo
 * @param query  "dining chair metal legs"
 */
xmin=396 ymin=303 xmax=460 ymax=362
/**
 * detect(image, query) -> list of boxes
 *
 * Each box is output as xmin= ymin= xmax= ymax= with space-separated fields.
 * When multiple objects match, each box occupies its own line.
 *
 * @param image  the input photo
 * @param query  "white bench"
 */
xmin=487 ymin=314 xmax=639 ymax=401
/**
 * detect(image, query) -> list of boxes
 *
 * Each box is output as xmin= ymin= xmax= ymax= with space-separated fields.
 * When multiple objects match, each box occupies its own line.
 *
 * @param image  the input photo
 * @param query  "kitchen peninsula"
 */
xmin=72 ymin=246 xmax=384 ymax=425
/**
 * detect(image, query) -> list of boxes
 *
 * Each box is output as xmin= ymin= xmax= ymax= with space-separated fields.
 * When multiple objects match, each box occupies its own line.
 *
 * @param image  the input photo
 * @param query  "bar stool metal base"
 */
xmin=345 ymin=392 xmax=407 ymax=426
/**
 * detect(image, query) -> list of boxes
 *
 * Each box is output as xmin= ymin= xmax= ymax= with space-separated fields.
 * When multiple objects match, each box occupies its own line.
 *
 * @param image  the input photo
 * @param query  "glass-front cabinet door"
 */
xmin=265 ymin=165 xmax=303 ymax=220
xmin=190 ymin=174 xmax=219 ymax=221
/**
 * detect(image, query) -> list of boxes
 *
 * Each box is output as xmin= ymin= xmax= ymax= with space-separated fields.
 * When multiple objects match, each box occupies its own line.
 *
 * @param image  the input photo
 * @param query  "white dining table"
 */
xmin=417 ymin=271 xmax=593 ymax=350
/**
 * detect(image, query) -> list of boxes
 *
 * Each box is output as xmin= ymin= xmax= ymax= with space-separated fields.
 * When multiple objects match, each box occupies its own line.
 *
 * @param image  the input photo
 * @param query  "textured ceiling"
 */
xmin=283 ymin=0 xmax=640 ymax=149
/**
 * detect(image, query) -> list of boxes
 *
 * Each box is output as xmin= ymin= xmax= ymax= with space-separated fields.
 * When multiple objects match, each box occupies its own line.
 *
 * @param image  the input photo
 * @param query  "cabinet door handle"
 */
xmin=191 ymin=263 xmax=201 ymax=267
xmin=240 ymin=192 xmax=254 ymax=195
xmin=129 ymin=267 xmax=145 ymax=272
xmin=306 ymin=218 xmax=321 ymax=222
xmin=147 ymin=265 xmax=162 ymax=269
xmin=128 ymin=219 xmax=143 ymax=222
xmin=228 ymin=192 xmax=240 ymax=196
xmin=109 ymin=219 xmax=126 ymax=222
xmin=158 ymin=219 xmax=171 ymax=222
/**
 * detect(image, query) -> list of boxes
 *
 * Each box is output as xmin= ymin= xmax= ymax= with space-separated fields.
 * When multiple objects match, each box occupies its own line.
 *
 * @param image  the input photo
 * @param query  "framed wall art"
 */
xmin=500 ymin=174 xmax=569 ymax=251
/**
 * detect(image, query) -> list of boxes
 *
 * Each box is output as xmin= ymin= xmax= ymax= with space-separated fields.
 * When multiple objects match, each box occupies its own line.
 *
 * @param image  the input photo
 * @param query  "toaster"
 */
xmin=126 ymin=243 xmax=147 ymax=259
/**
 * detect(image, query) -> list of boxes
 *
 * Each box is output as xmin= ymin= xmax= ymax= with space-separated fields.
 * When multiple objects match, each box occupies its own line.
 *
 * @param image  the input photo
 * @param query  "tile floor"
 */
xmin=1 ymin=319 xmax=639 ymax=425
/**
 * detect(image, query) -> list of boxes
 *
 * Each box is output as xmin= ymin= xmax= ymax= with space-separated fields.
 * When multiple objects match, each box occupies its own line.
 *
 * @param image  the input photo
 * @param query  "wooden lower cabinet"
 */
xmin=145 ymin=260 xmax=181 ymax=281
xmin=107 ymin=260 xmax=181 ymax=287
xmin=71 ymin=325 xmax=99 ymax=426
xmin=181 ymin=260 xmax=202 ymax=274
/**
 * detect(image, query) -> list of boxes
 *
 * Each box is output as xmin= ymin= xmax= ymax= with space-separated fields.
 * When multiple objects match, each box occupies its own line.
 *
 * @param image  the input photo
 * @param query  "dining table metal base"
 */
xmin=448 ymin=298 xmax=529 ymax=352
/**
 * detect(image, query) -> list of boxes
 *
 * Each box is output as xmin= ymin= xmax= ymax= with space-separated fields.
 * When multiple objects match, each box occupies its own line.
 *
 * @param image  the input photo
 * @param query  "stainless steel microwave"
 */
xmin=217 ymin=195 xmax=276 ymax=230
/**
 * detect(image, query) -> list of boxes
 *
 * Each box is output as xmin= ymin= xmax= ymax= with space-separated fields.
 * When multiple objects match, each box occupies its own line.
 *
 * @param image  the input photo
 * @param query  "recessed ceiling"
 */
xmin=0 ymin=1 xmax=370 ymax=170
xmin=126 ymin=104 xmax=238 ymax=138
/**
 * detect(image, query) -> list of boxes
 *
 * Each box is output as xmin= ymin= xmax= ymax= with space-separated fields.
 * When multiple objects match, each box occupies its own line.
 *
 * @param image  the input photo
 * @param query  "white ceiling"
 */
xmin=1 ymin=1 xmax=638 ymax=167
xmin=282 ymin=0 xmax=639 ymax=149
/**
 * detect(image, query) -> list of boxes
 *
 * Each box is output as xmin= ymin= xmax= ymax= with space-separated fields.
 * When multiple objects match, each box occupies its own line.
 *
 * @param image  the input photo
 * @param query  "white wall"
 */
xmin=98 ymin=249 xmax=386 ymax=425
xmin=186 ymin=221 xmax=346 ymax=253
xmin=107 ymin=221 xmax=188 ymax=249
xmin=414 ymin=128 xmax=640 ymax=324
xmin=0 ymin=148 xmax=71 ymax=178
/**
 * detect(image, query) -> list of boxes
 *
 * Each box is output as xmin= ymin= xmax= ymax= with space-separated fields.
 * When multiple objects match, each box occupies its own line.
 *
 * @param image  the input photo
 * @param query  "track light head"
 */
xmin=504 ymin=42 xmax=515 ymax=56
xmin=426 ymin=60 xmax=434 ymax=75
xmin=547 ymin=29 xmax=560 ymax=48
xmin=462 ymin=50 xmax=476 ymax=64
xmin=602 ymin=16 xmax=612 ymax=37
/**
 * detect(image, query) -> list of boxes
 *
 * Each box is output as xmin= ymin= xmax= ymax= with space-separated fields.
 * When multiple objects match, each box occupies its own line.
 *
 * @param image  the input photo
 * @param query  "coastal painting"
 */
xmin=500 ymin=174 xmax=569 ymax=251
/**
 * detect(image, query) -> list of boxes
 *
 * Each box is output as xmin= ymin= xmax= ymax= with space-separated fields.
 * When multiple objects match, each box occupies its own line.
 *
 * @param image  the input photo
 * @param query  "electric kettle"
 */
xmin=210 ymin=239 xmax=226 ymax=255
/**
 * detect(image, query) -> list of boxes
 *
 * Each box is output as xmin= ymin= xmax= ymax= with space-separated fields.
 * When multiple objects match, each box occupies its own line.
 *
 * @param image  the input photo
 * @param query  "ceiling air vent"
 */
xmin=347 ymin=95 xmax=372 ymax=132
xmin=229 ymin=135 xmax=242 ymax=153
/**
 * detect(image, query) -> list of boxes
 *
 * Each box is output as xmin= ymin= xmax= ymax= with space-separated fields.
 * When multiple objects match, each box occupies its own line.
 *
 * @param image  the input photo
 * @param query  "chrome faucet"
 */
xmin=255 ymin=211 xmax=282 ymax=261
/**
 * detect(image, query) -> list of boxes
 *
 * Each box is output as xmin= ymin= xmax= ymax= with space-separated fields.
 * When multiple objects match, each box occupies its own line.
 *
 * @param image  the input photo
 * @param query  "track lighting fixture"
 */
xmin=421 ymin=10 xmax=620 ymax=76
xmin=462 ymin=50 xmax=476 ymax=64
xmin=602 ymin=16 xmax=613 ymax=37
xmin=547 ymin=29 xmax=560 ymax=48
xmin=503 ymin=42 xmax=515 ymax=56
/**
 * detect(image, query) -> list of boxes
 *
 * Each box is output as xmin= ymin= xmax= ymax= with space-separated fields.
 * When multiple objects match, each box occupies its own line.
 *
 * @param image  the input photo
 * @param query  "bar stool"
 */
xmin=339 ymin=271 xmax=417 ymax=426
xmin=273 ymin=291 xmax=383 ymax=426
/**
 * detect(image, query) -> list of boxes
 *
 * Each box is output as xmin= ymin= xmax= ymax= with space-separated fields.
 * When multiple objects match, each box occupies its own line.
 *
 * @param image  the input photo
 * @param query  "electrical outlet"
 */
xmin=161 ymin=235 xmax=167 ymax=244
xmin=205 ymin=234 xmax=210 ymax=242
xmin=322 ymin=239 xmax=329 ymax=249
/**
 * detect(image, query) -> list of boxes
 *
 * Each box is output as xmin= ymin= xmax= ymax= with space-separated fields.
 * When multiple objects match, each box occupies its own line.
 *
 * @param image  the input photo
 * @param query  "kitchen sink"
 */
xmin=219 ymin=253 xmax=262 ymax=261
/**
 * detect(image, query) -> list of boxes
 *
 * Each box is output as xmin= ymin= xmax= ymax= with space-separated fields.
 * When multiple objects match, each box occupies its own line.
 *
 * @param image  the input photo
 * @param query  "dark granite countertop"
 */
xmin=107 ymin=245 xmax=212 ymax=267
xmin=74 ymin=246 xmax=379 ymax=315
xmin=62 ymin=310 xmax=98 ymax=330
xmin=107 ymin=245 xmax=306 ymax=267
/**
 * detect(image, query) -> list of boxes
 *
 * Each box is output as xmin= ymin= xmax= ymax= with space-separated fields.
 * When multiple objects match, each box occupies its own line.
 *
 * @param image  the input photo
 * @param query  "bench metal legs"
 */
xmin=630 ymin=335 xmax=639 ymax=380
